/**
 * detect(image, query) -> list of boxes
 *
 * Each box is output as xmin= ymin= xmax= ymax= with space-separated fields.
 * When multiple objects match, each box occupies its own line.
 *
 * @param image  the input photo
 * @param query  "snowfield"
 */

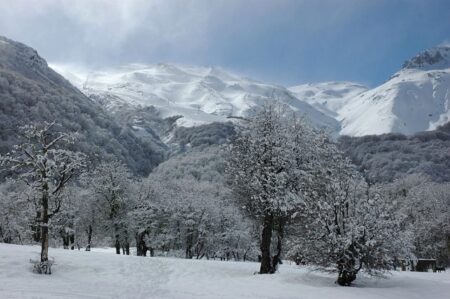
xmin=0 ymin=244 xmax=449 ymax=299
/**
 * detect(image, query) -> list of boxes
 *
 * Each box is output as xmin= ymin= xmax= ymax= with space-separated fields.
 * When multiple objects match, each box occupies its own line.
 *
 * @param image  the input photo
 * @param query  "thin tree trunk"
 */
xmin=114 ymin=222 xmax=121 ymax=254
xmin=136 ymin=232 xmax=144 ymax=256
xmin=86 ymin=225 xmax=92 ymax=251
xmin=125 ymin=241 xmax=130 ymax=255
xmin=115 ymin=235 xmax=120 ymax=255
xmin=33 ymin=211 xmax=41 ymax=243
xmin=62 ymin=234 xmax=69 ymax=249
xmin=70 ymin=233 xmax=75 ymax=250
xmin=186 ymin=230 xmax=193 ymax=259
xmin=259 ymin=213 xmax=274 ymax=274
xmin=40 ymin=181 xmax=49 ymax=263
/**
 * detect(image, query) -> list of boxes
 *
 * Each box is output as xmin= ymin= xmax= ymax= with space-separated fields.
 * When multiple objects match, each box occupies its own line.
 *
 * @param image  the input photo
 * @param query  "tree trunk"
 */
xmin=337 ymin=270 xmax=357 ymax=286
xmin=62 ymin=234 xmax=69 ymax=249
xmin=186 ymin=230 xmax=193 ymax=259
xmin=86 ymin=225 xmax=92 ymax=251
xmin=259 ymin=213 xmax=274 ymax=274
xmin=32 ymin=211 xmax=41 ymax=243
xmin=271 ymin=218 xmax=284 ymax=273
xmin=115 ymin=234 xmax=120 ymax=255
xmin=124 ymin=241 xmax=130 ymax=255
xmin=70 ymin=234 xmax=75 ymax=250
xmin=136 ymin=230 xmax=149 ymax=257
xmin=40 ymin=182 xmax=49 ymax=263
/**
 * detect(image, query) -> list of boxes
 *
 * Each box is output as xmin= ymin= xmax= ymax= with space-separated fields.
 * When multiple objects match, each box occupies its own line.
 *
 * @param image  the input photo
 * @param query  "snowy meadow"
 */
xmin=1 ymin=243 xmax=449 ymax=299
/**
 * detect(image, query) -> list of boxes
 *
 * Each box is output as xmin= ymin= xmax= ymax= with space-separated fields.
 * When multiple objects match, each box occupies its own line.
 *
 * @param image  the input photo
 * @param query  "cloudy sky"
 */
xmin=1 ymin=0 xmax=449 ymax=86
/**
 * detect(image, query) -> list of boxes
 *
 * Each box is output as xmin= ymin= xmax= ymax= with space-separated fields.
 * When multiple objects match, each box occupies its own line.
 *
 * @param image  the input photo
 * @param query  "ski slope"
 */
xmin=1 ymin=243 xmax=449 ymax=299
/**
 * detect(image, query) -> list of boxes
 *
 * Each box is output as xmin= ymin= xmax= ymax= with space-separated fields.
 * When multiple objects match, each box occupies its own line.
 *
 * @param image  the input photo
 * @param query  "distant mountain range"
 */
xmin=0 ymin=32 xmax=450 ymax=139
xmin=2 ymin=35 xmax=450 ymax=182
xmin=52 ymin=45 xmax=450 ymax=137
xmin=51 ymin=63 xmax=340 ymax=132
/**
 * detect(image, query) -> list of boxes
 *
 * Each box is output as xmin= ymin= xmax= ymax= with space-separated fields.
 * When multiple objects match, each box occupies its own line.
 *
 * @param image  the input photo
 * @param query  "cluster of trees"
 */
xmin=382 ymin=175 xmax=450 ymax=265
xmin=0 ymin=103 xmax=448 ymax=286
xmin=226 ymin=103 xmax=448 ymax=285
xmin=0 ymin=123 xmax=255 ymax=274
xmin=339 ymin=122 xmax=450 ymax=183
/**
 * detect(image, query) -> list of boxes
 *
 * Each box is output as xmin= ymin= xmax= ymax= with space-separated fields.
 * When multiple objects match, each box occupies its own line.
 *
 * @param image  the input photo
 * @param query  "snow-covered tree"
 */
xmin=0 ymin=180 xmax=33 ymax=243
xmin=291 ymin=137 xmax=413 ymax=285
xmin=0 ymin=122 xmax=85 ymax=273
xmin=83 ymin=160 xmax=135 ymax=254
xmin=226 ymin=103 xmax=314 ymax=273
xmin=385 ymin=175 xmax=450 ymax=265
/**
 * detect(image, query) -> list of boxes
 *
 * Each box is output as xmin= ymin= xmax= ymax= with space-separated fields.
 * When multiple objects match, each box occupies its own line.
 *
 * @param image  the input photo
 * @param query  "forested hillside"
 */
xmin=339 ymin=122 xmax=450 ymax=183
xmin=0 ymin=36 xmax=165 ymax=175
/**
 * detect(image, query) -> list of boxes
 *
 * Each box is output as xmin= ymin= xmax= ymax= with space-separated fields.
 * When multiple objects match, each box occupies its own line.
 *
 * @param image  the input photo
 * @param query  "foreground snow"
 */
xmin=0 ymin=244 xmax=449 ymax=299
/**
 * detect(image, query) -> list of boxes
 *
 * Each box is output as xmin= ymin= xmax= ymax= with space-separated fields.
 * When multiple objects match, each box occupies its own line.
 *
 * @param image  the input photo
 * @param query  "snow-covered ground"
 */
xmin=1 ymin=244 xmax=449 ymax=299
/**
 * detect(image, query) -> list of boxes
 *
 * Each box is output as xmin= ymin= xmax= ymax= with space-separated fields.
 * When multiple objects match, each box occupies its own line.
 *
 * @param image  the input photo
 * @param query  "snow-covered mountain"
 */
xmin=52 ymin=45 xmax=450 ymax=137
xmin=290 ymin=46 xmax=450 ymax=136
xmin=288 ymin=81 xmax=368 ymax=119
xmin=51 ymin=63 xmax=340 ymax=132
xmin=337 ymin=45 xmax=450 ymax=136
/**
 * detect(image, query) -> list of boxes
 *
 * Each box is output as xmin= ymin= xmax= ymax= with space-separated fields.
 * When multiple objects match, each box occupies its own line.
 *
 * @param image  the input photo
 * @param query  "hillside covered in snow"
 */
xmin=290 ymin=46 xmax=450 ymax=136
xmin=338 ymin=46 xmax=450 ymax=136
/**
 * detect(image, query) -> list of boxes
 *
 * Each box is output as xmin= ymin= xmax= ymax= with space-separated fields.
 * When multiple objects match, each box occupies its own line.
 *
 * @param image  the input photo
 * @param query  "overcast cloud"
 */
xmin=1 ymin=0 xmax=450 ymax=85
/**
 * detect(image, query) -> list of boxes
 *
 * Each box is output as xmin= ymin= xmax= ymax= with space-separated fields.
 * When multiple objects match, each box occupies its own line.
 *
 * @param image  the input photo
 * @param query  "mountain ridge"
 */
xmin=50 ymin=44 xmax=450 ymax=137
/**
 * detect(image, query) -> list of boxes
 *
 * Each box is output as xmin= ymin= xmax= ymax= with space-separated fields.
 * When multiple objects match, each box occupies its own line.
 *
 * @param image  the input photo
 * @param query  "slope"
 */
xmin=339 ymin=122 xmax=450 ymax=183
xmin=338 ymin=46 xmax=450 ymax=136
xmin=0 ymin=36 xmax=166 ymax=175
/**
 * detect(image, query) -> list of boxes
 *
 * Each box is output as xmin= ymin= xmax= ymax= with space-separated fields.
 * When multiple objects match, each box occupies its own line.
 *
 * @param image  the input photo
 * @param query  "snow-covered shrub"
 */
xmin=31 ymin=259 xmax=54 ymax=275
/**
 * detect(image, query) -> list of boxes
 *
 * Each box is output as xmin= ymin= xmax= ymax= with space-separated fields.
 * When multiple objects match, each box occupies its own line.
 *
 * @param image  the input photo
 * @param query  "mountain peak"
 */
xmin=402 ymin=45 xmax=450 ymax=70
